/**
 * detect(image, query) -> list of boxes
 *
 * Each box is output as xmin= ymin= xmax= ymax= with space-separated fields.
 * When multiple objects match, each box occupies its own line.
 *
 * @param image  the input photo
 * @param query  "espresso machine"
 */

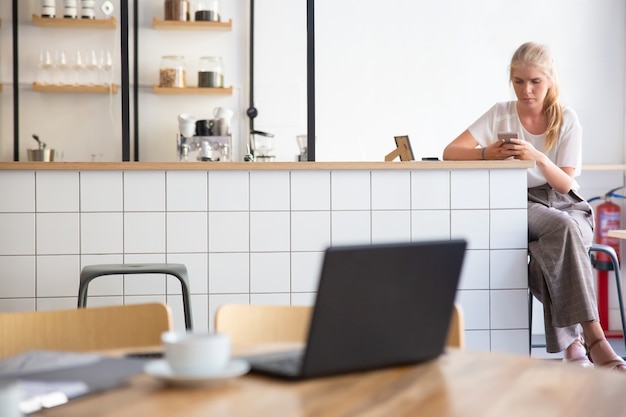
xmin=176 ymin=110 xmax=232 ymax=162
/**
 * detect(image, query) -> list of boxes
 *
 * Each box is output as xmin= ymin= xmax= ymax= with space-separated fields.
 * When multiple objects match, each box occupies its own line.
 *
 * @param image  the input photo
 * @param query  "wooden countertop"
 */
xmin=0 ymin=160 xmax=534 ymax=171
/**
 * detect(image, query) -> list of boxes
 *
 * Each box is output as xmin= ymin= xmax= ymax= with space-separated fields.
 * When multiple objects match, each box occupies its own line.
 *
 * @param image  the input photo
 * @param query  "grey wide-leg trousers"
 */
xmin=527 ymin=184 xmax=598 ymax=353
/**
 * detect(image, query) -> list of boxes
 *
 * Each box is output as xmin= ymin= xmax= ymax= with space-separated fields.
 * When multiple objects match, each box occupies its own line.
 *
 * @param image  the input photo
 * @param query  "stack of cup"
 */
xmin=64 ymin=0 xmax=78 ymax=18
xmin=178 ymin=113 xmax=197 ymax=138
xmin=41 ymin=0 xmax=56 ymax=18
xmin=81 ymin=0 xmax=96 ymax=19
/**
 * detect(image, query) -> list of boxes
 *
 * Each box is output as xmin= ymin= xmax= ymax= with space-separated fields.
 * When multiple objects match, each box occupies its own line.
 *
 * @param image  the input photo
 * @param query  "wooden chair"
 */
xmin=215 ymin=304 xmax=313 ymax=345
xmin=0 ymin=303 xmax=172 ymax=359
xmin=214 ymin=303 xmax=465 ymax=349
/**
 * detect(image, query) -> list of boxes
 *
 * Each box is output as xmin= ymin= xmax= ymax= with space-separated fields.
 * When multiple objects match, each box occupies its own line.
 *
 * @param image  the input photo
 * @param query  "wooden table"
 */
xmin=35 ymin=349 xmax=626 ymax=417
xmin=609 ymin=230 xmax=626 ymax=240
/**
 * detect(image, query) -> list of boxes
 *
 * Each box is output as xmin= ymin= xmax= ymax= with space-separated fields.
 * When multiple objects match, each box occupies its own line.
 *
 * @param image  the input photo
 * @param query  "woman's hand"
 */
xmin=497 ymin=138 xmax=542 ymax=161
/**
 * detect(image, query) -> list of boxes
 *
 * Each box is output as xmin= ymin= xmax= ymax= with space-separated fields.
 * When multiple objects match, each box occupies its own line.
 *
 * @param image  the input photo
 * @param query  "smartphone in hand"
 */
xmin=498 ymin=132 xmax=518 ymax=143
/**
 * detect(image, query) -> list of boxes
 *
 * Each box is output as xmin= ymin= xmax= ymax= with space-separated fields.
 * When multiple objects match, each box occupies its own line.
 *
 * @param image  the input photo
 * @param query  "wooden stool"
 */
xmin=78 ymin=263 xmax=193 ymax=330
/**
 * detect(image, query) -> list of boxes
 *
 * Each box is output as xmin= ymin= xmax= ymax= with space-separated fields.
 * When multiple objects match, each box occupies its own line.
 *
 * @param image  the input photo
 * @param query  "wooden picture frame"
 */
xmin=385 ymin=135 xmax=415 ymax=161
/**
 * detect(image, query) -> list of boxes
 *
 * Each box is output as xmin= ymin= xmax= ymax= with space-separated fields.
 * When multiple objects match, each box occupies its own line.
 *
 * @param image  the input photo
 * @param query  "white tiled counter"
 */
xmin=0 ymin=161 xmax=532 ymax=354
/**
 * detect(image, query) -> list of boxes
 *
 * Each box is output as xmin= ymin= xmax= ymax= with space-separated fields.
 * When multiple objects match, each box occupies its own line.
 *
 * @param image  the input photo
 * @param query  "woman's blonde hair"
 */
xmin=510 ymin=42 xmax=562 ymax=152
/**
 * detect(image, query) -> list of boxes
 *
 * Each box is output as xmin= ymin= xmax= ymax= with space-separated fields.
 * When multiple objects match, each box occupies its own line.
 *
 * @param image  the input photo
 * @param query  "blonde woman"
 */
xmin=443 ymin=42 xmax=625 ymax=371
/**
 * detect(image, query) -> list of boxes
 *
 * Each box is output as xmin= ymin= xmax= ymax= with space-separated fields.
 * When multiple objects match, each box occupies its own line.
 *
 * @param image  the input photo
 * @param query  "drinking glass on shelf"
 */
xmin=71 ymin=50 xmax=85 ymax=86
xmin=85 ymin=50 xmax=101 ymax=85
xmin=53 ymin=50 xmax=69 ymax=85
xmin=100 ymin=50 xmax=113 ymax=86
xmin=37 ymin=49 xmax=54 ymax=85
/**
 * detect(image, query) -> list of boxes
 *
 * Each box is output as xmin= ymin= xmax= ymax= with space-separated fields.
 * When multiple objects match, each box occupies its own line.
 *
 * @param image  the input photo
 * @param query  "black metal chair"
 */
xmin=528 ymin=243 xmax=625 ymax=354
xmin=77 ymin=263 xmax=193 ymax=330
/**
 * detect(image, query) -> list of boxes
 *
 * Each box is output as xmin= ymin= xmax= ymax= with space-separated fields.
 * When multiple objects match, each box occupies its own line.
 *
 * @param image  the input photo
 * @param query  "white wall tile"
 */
xmin=250 ymin=293 xmax=291 ymax=305
xmin=209 ymin=294 xmax=250 ymax=332
xmin=411 ymin=170 xmax=450 ymax=210
xmin=291 ymin=292 xmax=316 ymax=306
xmin=74 ymin=296 xmax=124 ymax=308
xmin=80 ymin=171 xmax=123 ymax=212
xmin=491 ymin=330 xmax=529 ymax=355
xmin=490 ymin=209 xmax=528 ymax=249
xmin=0 ymin=299 xmax=35 ymax=312
xmin=124 ymin=212 xmax=166 ymax=254
xmin=291 ymin=211 xmax=331 ymax=251
xmin=490 ymin=169 xmax=527 ymax=209
xmin=208 ymin=171 xmax=249 ymax=211
xmin=36 ymin=213 xmax=79 ymax=255
xmin=36 ymin=298 xmax=78 ymax=311
xmin=371 ymin=171 xmax=411 ymax=210
xmin=0 ymin=256 xmax=35 ymax=297
xmin=463 ymin=330 xmax=491 ymax=352
xmin=291 ymin=171 xmax=331 ymax=211
xmin=36 ymin=255 xmax=80 ymax=297
xmin=166 ymin=171 xmax=208 ymax=211
xmin=491 ymin=289 xmax=528 ymax=329
xmin=450 ymin=210 xmax=490 ymax=249
xmin=0 ymin=214 xmax=35 ymax=255
xmin=36 ymin=171 xmax=79 ymax=212
xmin=209 ymin=211 xmax=249 ymax=252
xmin=331 ymin=171 xmax=370 ymax=210
xmin=450 ymin=170 xmax=489 ymax=209
xmin=250 ymin=212 xmax=290 ymax=252
xmin=411 ymin=210 xmax=450 ymax=241
xmin=209 ymin=253 xmax=250 ymax=294
xmin=292 ymin=251 xmax=324 ymax=292
xmin=123 ymin=171 xmax=165 ymax=212
xmin=456 ymin=290 xmax=490 ymax=330
xmin=457 ymin=250 xmax=489 ymax=290
xmin=167 ymin=212 xmax=208 ymax=253
xmin=331 ymin=211 xmax=371 ymax=246
xmin=0 ymin=171 xmax=35 ymax=212
xmin=490 ymin=249 xmax=528 ymax=289
xmin=167 ymin=253 xmax=208 ymax=294
xmin=250 ymin=252 xmax=290 ymax=293
xmin=371 ymin=210 xmax=412 ymax=244
xmin=250 ymin=171 xmax=290 ymax=211
xmin=81 ymin=212 xmax=123 ymax=254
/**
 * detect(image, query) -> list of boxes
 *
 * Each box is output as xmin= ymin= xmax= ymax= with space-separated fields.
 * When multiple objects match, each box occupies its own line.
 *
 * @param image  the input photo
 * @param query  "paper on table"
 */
xmin=0 ymin=350 xmax=149 ymax=415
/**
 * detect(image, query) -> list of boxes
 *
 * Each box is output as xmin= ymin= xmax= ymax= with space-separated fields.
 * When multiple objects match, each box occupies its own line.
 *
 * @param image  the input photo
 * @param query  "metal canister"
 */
xmin=164 ymin=0 xmax=189 ymax=21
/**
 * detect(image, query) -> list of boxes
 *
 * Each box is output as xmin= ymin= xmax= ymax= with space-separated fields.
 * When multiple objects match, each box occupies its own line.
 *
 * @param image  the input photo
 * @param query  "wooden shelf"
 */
xmin=153 ymin=86 xmax=233 ymax=95
xmin=152 ymin=17 xmax=232 ymax=30
xmin=33 ymin=82 xmax=118 ymax=94
xmin=32 ymin=14 xmax=117 ymax=29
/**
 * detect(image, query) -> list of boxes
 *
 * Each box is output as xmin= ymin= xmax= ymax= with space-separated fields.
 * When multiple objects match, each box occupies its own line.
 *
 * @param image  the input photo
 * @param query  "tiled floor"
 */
xmin=531 ymin=334 xmax=626 ymax=360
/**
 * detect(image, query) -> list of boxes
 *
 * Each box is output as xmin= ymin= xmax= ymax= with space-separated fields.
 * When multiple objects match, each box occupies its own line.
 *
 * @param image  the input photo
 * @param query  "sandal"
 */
xmin=562 ymin=338 xmax=593 ymax=368
xmin=585 ymin=337 xmax=626 ymax=372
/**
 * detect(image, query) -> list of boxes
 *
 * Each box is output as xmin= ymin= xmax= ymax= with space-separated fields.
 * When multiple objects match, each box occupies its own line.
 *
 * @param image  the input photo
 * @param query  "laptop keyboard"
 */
xmin=248 ymin=350 xmax=304 ymax=376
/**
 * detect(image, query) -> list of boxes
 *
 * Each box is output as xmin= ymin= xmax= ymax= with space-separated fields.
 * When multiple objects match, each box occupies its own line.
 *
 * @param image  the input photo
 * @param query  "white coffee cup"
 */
xmin=162 ymin=331 xmax=231 ymax=376
xmin=213 ymin=107 xmax=233 ymax=121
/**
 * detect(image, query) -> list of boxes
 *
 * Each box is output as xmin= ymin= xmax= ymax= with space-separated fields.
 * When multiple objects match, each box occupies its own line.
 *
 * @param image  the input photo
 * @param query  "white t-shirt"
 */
xmin=467 ymin=101 xmax=583 ymax=189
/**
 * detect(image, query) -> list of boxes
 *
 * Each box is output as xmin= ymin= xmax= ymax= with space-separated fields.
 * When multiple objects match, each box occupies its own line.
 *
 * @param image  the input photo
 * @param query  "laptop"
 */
xmin=246 ymin=239 xmax=467 ymax=380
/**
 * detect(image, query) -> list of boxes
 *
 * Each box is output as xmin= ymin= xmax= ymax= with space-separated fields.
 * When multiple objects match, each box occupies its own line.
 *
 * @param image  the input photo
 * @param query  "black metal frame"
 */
xmin=10 ymin=1 xmax=133 ymax=161
xmin=12 ymin=1 xmax=313 ymax=162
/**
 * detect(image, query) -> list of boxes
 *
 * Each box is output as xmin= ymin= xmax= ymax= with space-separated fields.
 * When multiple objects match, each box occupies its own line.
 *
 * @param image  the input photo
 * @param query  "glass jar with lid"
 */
xmin=159 ymin=56 xmax=186 ymax=88
xmin=195 ymin=0 xmax=220 ymax=22
xmin=164 ymin=0 xmax=189 ymax=21
xmin=197 ymin=56 xmax=224 ymax=88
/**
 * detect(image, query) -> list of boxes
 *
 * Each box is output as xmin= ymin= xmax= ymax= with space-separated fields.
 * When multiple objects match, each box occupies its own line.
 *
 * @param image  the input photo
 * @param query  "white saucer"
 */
xmin=144 ymin=359 xmax=250 ymax=387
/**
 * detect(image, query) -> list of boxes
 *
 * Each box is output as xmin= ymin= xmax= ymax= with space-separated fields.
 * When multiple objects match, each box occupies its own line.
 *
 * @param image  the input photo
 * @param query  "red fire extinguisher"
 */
xmin=594 ymin=197 xmax=622 ymax=268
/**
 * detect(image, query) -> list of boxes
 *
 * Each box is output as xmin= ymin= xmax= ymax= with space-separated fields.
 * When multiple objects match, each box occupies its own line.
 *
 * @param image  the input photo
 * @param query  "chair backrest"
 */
xmin=214 ymin=304 xmax=313 ymax=345
xmin=447 ymin=303 xmax=465 ymax=349
xmin=215 ymin=303 xmax=465 ymax=349
xmin=0 ymin=303 xmax=172 ymax=359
